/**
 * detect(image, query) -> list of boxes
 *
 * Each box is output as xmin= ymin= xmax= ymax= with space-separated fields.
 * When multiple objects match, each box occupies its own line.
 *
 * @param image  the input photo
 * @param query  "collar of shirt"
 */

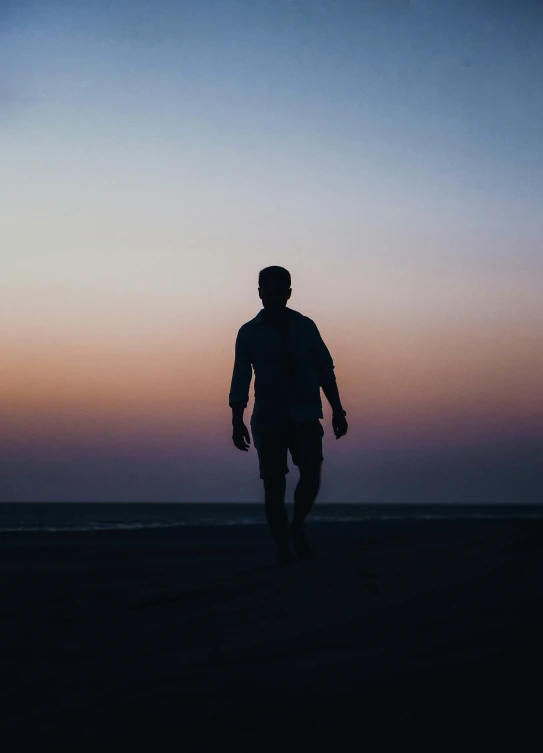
xmin=254 ymin=307 xmax=291 ymax=325
xmin=255 ymin=308 xmax=292 ymax=340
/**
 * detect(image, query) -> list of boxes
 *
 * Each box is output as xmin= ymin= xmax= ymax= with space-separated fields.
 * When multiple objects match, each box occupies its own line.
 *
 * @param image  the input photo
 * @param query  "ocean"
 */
xmin=0 ymin=502 xmax=541 ymax=533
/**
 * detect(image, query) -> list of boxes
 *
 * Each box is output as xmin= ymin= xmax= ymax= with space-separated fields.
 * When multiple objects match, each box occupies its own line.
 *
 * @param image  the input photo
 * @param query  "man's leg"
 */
xmin=263 ymin=474 xmax=292 ymax=562
xmin=253 ymin=422 xmax=292 ymax=562
xmin=290 ymin=463 xmax=321 ymax=558
xmin=292 ymin=459 xmax=322 ymax=531
xmin=289 ymin=420 xmax=324 ymax=549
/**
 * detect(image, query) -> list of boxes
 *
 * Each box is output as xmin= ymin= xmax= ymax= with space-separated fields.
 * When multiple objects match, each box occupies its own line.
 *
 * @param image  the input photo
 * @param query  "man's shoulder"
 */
xmin=290 ymin=309 xmax=317 ymax=329
xmin=236 ymin=318 xmax=259 ymax=342
xmin=238 ymin=317 xmax=258 ymax=333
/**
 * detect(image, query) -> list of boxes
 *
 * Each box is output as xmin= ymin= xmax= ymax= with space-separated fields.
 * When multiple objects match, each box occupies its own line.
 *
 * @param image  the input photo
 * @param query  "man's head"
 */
xmin=258 ymin=266 xmax=291 ymax=312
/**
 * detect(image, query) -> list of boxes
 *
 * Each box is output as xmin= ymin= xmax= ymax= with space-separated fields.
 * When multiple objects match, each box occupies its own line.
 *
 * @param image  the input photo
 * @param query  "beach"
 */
xmin=1 ymin=518 xmax=542 ymax=749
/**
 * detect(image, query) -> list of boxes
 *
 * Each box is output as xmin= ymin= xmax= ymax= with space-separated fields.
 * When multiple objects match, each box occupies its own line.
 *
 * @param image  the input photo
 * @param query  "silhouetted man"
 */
xmin=229 ymin=266 xmax=348 ymax=564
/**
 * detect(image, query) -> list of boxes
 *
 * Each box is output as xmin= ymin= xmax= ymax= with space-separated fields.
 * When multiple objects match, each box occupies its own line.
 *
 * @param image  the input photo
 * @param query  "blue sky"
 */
xmin=1 ymin=0 xmax=542 ymax=501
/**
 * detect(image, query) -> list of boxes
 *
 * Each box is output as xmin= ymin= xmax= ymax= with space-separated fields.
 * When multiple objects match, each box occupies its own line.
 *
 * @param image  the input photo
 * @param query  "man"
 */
xmin=229 ymin=266 xmax=348 ymax=564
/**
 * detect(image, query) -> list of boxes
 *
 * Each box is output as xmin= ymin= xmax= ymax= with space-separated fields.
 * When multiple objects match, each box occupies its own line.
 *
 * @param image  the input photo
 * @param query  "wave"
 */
xmin=1 ymin=511 xmax=542 ymax=532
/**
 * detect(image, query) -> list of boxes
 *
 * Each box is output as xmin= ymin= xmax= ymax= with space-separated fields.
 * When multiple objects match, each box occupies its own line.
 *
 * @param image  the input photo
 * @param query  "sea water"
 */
xmin=0 ymin=502 xmax=541 ymax=533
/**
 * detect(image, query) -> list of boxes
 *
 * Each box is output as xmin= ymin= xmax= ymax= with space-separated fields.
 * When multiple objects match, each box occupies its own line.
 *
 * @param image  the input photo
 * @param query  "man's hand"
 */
xmin=232 ymin=420 xmax=251 ymax=451
xmin=332 ymin=412 xmax=348 ymax=440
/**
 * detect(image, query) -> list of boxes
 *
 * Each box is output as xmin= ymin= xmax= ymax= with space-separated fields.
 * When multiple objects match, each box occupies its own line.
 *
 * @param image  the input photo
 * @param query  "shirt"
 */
xmin=228 ymin=307 xmax=336 ymax=429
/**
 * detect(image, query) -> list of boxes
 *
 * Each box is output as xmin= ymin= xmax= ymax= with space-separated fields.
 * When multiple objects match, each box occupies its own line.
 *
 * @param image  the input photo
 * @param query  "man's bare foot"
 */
xmin=289 ymin=523 xmax=315 ymax=558
xmin=276 ymin=546 xmax=295 ymax=565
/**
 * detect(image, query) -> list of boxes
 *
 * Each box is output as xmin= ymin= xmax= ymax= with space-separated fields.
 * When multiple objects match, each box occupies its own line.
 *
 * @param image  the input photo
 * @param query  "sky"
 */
xmin=1 ymin=0 xmax=542 ymax=502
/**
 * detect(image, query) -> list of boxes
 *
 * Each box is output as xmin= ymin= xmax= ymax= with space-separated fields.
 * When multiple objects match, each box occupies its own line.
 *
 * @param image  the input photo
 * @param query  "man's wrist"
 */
xmin=332 ymin=408 xmax=346 ymax=416
xmin=230 ymin=402 xmax=245 ymax=423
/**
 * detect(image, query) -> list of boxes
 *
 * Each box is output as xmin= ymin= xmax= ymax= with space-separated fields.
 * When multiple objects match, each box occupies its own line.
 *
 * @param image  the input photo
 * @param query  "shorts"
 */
xmin=251 ymin=419 xmax=324 ymax=480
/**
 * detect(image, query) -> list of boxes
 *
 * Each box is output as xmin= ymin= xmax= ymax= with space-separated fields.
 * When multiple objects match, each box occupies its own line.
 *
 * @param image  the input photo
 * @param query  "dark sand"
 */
xmin=1 ymin=520 xmax=542 ymax=750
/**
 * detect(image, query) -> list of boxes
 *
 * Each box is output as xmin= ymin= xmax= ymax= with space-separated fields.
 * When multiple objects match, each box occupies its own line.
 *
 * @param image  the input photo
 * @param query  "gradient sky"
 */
xmin=1 ymin=0 xmax=542 ymax=502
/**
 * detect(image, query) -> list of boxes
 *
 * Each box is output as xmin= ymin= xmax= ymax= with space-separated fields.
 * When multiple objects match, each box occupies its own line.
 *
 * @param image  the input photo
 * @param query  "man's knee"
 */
xmin=298 ymin=456 xmax=322 ymax=475
xmin=263 ymin=473 xmax=287 ymax=492
xmin=297 ymin=457 xmax=321 ymax=485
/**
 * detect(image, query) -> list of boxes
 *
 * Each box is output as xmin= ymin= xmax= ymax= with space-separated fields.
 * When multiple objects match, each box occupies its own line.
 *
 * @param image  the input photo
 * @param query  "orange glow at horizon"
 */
xmin=2 ymin=317 xmax=541 ymax=452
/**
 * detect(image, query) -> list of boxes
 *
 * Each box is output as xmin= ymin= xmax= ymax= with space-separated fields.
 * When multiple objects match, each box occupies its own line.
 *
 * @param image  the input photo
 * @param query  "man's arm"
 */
xmin=229 ymin=327 xmax=252 ymax=423
xmin=321 ymin=378 xmax=344 ymax=414
xmin=231 ymin=403 xmax=245 ymax=423
xmin=311 ymin=320 xmax=347 ymax=423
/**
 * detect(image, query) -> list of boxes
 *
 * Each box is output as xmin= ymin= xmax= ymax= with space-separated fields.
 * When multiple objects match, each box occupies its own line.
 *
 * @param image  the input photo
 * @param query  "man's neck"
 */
xmin=263 ymin=307 xmax=288 ymax=321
